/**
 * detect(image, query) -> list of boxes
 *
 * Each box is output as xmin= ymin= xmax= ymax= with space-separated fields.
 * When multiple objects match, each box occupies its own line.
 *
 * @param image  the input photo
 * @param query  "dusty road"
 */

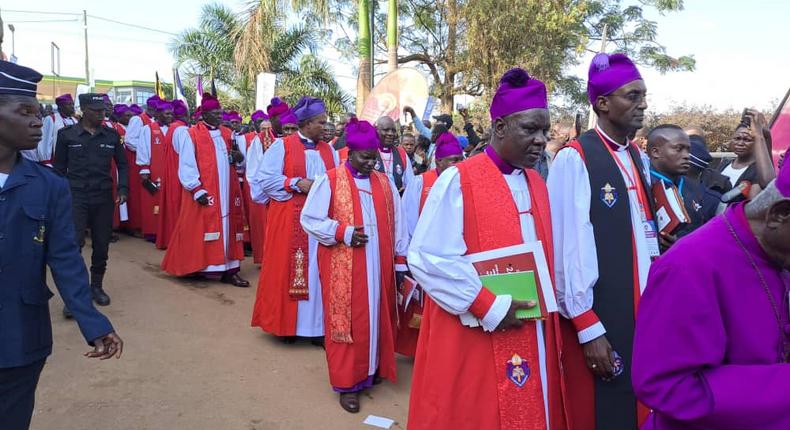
xmin=34 ymin=235 xmax=413 ymax=430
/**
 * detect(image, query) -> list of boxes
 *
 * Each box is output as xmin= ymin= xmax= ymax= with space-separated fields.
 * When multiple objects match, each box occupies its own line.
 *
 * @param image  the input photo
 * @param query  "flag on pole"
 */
xmin=173 ymin=68 xmax=189 ymax=110
xmin=195 ymin=74 xmax=203 ymax=107
xmin=154 ymin=72 xmax=166 ymax=98
xmin=210 ymin=77 xmax=217 ymax=97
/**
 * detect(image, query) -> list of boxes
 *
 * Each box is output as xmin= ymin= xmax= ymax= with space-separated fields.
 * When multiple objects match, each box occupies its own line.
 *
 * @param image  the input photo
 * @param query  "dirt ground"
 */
xmin=33 ymin=235 xmax=413 ymax=430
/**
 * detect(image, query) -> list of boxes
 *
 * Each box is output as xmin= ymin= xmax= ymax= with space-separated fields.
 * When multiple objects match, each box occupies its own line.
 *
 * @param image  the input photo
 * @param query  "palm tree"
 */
xmin=170 ymin=1 xmax=350 ymax=115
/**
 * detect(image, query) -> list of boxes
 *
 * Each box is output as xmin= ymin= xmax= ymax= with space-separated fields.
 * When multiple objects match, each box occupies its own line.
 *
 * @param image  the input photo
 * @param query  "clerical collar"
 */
xmin=298 ymin=131 xmax=316 ymax=149
xmin=202 ymin=121 xmax=218 ymax=130
xmin=345 ymin=160 xmax=369 ymax=179
xmin=595 ymin=125 xmax=629 ymax=151
xmin=651 ymin=169 xmax=685 ymax=195
xmin=485 ymin=145 xmax=518 ymax=175
xmin=379 ymin=145 xmax=394 ymax=154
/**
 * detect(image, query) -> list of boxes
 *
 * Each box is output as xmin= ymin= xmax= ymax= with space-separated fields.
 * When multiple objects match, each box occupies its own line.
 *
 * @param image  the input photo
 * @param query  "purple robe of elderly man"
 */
xmin=632 ymin=162 xmax=790 ymax=429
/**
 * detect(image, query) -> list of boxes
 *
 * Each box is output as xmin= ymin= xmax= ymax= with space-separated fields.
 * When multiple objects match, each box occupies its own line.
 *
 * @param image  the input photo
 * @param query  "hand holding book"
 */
xmin=496 ymin=300 xmax=537 ymax=331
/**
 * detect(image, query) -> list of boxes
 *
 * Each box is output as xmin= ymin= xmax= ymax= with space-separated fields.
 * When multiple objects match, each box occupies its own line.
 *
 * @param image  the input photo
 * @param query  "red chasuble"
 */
xmin=161 ymin=123 xmax=245 ymax=276
xmin=317 ymin=166 xmax=398 ymax=387
xmin=242 ymin=131 xmax=270 ymax=264
xmin=250 ymin=133 xmax=335 ymax=336
xmin=395 ymin=169 xmax=438 ymax=358
xmin=140 ymin=122 xmax=166 ymax=237
xmin=408 ymin=155 xmax=568 ymax=430
xmin=155 ymin=120 xmax=188 ymax=249
xmin=114 ymin=122 xmax=142 ymax=232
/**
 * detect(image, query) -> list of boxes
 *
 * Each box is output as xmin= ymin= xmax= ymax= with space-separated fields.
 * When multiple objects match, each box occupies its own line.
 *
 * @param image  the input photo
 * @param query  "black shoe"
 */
xmin=281 ymin=336 xmax=297 ymax=344
xmin=311 ymin=337 xmax=325 ymax=349
xmin=63 ymin=307 xmax=73 ymax=319
xmin=92 ymin=287 xmax=111 ymax=306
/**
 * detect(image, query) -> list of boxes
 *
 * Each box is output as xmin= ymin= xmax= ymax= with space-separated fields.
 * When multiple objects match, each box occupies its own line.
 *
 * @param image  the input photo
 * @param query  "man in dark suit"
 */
xmin=0 ymin=60 xmax=123 ymax=430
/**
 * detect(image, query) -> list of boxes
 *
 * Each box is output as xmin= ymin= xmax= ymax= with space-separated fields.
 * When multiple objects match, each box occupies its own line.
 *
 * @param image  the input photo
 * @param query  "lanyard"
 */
xmin=596 ymin=128 xmax=652 ymax=221
xmin=650 ymin=170 xmax=685 ymax=195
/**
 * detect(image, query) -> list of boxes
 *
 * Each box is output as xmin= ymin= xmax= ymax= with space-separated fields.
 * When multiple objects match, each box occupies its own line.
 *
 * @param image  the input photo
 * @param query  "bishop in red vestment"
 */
xmin=161 ymin=95 xmax=249 ymax=287
xmin=397 ymin=131 xmax=465 ymax=357
xmin=407 ymin=69 xmax=569 ymax=430
xmin=249 ymin=97 xmax=339 ymax=342
xmin=300 ymin=119 xmax=407 ymax=413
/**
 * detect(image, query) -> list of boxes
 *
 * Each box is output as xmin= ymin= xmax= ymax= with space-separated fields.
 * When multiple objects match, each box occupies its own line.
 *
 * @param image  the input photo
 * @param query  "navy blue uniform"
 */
xmin=0 ymin=156 xmax=113 ymax=429
xmin=54 ymin=123 xmax=127 ymax=277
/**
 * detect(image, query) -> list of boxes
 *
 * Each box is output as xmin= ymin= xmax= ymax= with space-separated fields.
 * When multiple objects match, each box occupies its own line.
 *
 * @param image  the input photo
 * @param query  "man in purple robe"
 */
xmin=632 ymin=112 xmax=790 ymax=429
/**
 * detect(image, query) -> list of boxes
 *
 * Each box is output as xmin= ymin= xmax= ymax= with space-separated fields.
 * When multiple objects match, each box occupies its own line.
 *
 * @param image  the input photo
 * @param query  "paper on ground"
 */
xmin=363 ymin=415 xmax=395 ymax=429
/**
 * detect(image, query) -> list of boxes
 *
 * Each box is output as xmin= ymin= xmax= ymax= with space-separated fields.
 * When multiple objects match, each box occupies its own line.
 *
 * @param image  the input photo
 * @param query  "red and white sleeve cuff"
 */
xmin=192 ymin=189 xmax=208 ymax=200
xmin=335 ymin=223 xmax=349 ymax=242
xmin=572 ymin=310 xmax=606 ymax=344
xmin=394 ymin=256 xmax=408 ymax=272
xmin=469 ymin=287 xmax=497 ymax=320
xmin=139 ymin=167 xmax=151 ymax=175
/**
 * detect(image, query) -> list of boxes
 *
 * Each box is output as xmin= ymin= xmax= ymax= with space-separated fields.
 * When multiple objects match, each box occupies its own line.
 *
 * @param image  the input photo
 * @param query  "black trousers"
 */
xmin=0 ymin=359 xmax=46 ymax=430
xmin=72 ymin=191 xmax=114 ymax=275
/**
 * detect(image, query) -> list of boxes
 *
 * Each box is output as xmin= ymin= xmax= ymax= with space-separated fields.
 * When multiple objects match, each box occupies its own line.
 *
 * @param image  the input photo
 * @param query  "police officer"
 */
xmin=0 ymin=61 xmax=123 ymax=430
xmin=54 ymin=93 xmax=128 ymax=314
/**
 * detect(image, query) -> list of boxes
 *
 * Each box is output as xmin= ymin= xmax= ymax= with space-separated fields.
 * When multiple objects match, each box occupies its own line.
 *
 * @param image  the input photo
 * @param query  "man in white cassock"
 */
xmin=300 ymin=118 xmax=407 ymax=414
xmin=160 ymin=95 xmax=249 ymax=287
xmin=248 ymin=97 xmax=338 ymax=344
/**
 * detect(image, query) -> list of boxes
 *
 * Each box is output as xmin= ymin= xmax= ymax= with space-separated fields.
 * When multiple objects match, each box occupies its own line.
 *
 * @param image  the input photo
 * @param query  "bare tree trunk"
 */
xmin=356 ymin=0 xmax=372 ymax=116
xmin=386 ymin=0 xmax=398 ymax=73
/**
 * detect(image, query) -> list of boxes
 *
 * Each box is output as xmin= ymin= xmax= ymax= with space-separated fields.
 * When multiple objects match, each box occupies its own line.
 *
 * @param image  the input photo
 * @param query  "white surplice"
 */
xmin=34 ymin=113 xmax=77 ymax=163
xmin=249 ymin=133 xmax=339 ymax=337
xmin=177 ymin=127 xmax=240 ymax=273
xmin=401 ymin=173 xmax=424 ymax=243
xmin=301 ymin=172 xmax=408 ymax=376
xmin=136 ymin=124 xmax=168 ymax=176
xmin=407 ymin=166 xmax=551 ymax=425
xmin=124 ymin=115 xmax=144 ymax=151
xmin=244 ymin=135 xmax=268 ymax=204
xmin=546 ymin=127 xmax=653 ymax=343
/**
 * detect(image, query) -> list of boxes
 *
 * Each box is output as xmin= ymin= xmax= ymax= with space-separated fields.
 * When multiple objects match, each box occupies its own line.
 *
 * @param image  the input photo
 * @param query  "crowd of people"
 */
xmin=1 ymin=49 xmax=789 ymax=430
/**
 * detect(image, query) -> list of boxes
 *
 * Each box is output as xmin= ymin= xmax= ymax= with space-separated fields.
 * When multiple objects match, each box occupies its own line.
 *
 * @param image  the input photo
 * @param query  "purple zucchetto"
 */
xmin=489 ymin=68 xmax=548 ymax=121
xmin=200 ymin=94 xmax=221 ymax=112
xmin=146 ymin=95 xmax=161 ymax=108
xmin=226 ymin=110 xmax=242 ymax=122
xmin=102 ymin=94 xmax=111 ymax=103
xmin=251 ymin=110 xmax=268 ymax=122
xmin=172 ymin=100 xmax=188 ymax=117
xmin=155 ymin=100 xmax=173 ymax=112
xmin=279 ymin=110 xmax=298 ymax=126
xmin=778 ymin=158 xmax=790 ymax=197
xmin=345 ymin=118 xmax=380 ymax=151
xmin=293 ymin=96 xmax=326 ymax=122
xmin=434 ymin=132 xmax=464 ymax=160
xmin=113 ymin=104 xmax=130 ymax=117
xmin=587 ymin=52 xmax=643 ymax=105
xmin=55 ymin=93 xmax=74 ymax=104
xmin=267 ymin=97 xmax=290 ymax=117
xmin=129 ymin=104 xmax=143 ymax=115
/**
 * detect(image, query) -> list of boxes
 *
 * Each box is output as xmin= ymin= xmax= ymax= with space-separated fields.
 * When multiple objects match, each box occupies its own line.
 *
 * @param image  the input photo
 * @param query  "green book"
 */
xmin=479 ymin=271 xmax=542 ymax=320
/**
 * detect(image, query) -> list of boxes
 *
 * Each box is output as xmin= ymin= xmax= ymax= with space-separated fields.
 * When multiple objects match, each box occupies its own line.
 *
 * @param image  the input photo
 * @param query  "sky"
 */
xmin=3 ymin=0 xmax=789 ymax=113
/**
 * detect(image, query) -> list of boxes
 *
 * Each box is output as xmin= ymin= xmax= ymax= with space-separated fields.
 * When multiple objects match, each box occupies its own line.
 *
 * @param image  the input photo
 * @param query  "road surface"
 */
xmin=34 ymin=235 xmax=413 ymax=429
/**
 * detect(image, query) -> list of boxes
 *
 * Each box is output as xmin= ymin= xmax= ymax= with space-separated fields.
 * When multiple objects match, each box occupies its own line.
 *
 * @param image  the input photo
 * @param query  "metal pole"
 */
xmin=587 ymin=24 xmax=608 ymax=131
xmin=83 ymin=10 xmax=90 ymax=87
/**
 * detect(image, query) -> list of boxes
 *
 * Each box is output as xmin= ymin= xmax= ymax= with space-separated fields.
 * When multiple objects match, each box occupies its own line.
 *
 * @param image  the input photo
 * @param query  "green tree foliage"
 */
xmin=334 ymin=0 xmax=695 ymax=112
xmin=169 ymin=2 xmax=351 ymax=115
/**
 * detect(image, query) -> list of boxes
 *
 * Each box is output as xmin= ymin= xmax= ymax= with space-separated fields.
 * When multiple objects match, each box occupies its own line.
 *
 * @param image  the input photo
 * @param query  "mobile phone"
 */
xmin=740 ymin=108 xmax=751 ymax=128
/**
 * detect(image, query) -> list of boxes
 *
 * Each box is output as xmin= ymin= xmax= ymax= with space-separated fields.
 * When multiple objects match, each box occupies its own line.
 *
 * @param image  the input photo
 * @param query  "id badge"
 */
xmin=643 ymin=220 xmax=660 ymax=257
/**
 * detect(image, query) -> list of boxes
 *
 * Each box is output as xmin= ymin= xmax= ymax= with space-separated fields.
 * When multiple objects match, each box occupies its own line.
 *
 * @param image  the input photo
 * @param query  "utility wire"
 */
xmin=4 ymin=9 xmax=81 ymax=16
xmin=87 ymin=15 xmax=178 ymax=36
xmin=6 ymin=19 xmax=80 ymax=24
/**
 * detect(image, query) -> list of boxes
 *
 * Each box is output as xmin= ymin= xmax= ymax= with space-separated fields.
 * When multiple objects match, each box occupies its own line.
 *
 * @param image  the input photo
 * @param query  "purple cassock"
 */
xmin=632 ymin=202 xmax=790 ymax=429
